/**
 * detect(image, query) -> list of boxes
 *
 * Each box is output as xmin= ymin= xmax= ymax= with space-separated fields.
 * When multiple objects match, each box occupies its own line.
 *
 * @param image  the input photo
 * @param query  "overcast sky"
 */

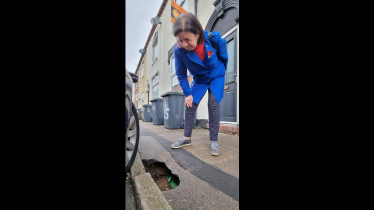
xmin=126 ymin=0 xmax=164 ymax=73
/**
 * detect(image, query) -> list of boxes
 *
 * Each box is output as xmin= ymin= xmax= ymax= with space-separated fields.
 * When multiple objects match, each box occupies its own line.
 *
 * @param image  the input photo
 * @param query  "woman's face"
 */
xmin=176 ymin=31 xmax=200 ymax=51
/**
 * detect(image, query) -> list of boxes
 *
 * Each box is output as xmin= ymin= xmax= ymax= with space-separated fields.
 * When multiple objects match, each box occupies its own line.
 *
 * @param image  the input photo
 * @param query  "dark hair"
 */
xmin=173 ymin=12 xmax=204 ymax=45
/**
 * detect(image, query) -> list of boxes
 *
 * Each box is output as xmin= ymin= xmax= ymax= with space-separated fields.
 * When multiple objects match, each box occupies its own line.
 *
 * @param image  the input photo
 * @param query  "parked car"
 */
xmin=126 ymin=68 xmax=139 ymax=174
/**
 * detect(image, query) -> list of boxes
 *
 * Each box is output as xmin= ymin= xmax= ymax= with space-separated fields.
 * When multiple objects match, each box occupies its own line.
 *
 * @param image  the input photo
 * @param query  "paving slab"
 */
xmin=182 ymin=140 xmax=239 ymax=166
xmin=214 ymin=156 xmax=239 ymax=179
xmin=157 ymin=129 xmax=209 ymax=143
xmin=216 ymin=133 xmax=239 ymax=153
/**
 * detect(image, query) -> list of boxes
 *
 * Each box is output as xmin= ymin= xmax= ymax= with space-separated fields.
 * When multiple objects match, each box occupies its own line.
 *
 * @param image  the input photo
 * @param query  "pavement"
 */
xmin=130 ymin=120 xmax=239 ymax=210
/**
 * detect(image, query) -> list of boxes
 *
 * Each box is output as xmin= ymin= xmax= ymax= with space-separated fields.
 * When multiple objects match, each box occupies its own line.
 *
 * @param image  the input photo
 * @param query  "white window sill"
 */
xmin=152 ymin=83 xmax=159 ymax=89
xmin=152 ymin=57 xmax=158 ymax=66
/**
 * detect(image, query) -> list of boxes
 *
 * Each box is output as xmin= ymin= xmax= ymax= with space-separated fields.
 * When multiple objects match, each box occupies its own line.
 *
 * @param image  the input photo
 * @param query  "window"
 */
xmin=152 ymin=74 xmax=159 ymax=99
xmin=141 ymin=92 xmax=144 ymax=106
xmin=152 ymin=31 xmax=158 ymax=62
xmin=170 ymin=55 xmax=178 ymax=88
xmin=225 ymin=33 xmax=236 ymax=84
xmin=152 ymin=75 xmax=159 ymax=86
xmin=141 ymin=61 xmax=144 ymax=78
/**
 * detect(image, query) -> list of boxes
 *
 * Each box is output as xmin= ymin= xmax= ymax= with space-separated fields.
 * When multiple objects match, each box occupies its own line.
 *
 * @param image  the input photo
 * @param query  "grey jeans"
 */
xmin=184 ymin=89 xmax=220 ymax=141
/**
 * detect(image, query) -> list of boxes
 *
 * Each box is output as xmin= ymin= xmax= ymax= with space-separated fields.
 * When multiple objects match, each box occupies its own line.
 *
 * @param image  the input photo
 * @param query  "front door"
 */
xmin=220 ymin=29 xmax=237 ymax=122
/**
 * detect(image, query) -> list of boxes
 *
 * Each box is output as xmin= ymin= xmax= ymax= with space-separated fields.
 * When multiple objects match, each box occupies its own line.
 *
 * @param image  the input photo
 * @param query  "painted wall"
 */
xmin=145 ymin=35 xmax=153 ymax=102
xmin=197 ymin=0 xmax=216 ymax=28
xmin=146 ymin=23 xmax=160 ymax=100
xmin=138 ymin=54 xmax=147 ymax=107
xmin=159 ymin=0 xmax=174 ymax=97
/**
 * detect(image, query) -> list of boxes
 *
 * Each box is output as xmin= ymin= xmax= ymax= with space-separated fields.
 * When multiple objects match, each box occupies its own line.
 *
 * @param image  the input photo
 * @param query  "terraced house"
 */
xmin=137 ymin=54 xmax=148 ymax=108
xmin=134 ymin=0 xmax=239 ymax=132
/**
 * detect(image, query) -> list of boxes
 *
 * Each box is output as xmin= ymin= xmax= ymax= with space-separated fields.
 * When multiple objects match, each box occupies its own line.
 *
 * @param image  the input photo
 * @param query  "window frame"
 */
xmin=224 ymin=30 xmax=237 ymax=85
xmin=152 ymin=31 xmax=158 ymax=62
xmin=170 ymin=54 xmax=179 ymax=89
xmin=152 ymin=74 xmax=159 ymax=99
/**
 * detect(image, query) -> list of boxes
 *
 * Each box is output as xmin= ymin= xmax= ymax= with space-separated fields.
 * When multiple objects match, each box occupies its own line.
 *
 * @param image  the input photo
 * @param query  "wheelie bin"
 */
xmin=161 ymin=92 xmax=185 ymax=129
xmin=150 ymin=98 xmax=164 ymax=125
xmin=136 ymin=108 xmax=142 ymax=120
xmin=142 ymin=104 xmax=152 ymax=122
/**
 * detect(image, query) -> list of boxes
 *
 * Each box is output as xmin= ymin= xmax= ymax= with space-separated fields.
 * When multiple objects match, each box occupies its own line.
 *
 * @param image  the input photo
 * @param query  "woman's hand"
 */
xmin=185 ymin=95 xmax=193 ymax=108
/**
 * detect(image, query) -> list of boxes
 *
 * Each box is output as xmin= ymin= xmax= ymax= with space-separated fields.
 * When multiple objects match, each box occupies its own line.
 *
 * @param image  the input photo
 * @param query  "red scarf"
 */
xmin=194 ymin=40 xmax=205 ymax=61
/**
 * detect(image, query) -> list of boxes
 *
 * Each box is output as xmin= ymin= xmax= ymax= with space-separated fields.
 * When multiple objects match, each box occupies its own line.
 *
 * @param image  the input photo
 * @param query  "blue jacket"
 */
xmin=174 ymin=30 xmax=228 ymax=104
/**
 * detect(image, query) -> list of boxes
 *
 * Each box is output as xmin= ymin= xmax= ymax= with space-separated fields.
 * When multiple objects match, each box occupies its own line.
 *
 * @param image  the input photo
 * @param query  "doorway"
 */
xmin=219 ymin=29 xmax=237 ymax=122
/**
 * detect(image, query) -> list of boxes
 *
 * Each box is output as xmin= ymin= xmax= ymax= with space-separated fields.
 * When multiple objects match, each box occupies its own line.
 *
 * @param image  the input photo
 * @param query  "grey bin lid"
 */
xmin=160 ymin=91 xmax=185 ymax=97
xmin=142 ymin=104 xmax=152 ymax=107
xmin=150 ymin=98 xmax=164 ymax=102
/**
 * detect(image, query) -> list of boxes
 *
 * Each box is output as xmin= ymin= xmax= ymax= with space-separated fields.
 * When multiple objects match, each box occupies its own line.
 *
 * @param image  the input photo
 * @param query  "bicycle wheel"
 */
xmin=126 ymin=102 xmax=140 ymax=174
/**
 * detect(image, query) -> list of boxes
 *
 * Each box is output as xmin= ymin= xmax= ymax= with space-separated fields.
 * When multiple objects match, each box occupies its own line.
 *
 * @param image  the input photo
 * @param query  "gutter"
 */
xmin=195 ymin=0 xmax=197 ymax=17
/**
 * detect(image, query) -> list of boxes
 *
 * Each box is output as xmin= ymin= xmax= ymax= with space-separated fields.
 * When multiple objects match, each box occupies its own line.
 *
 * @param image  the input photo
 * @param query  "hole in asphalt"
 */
xmin=142 ymin=160 xmax=180 ymax=191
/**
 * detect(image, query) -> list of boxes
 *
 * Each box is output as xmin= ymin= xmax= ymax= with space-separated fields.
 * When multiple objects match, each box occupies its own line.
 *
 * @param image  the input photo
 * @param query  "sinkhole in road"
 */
xmin=142 ymin=160 xmax=180 ymax=191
